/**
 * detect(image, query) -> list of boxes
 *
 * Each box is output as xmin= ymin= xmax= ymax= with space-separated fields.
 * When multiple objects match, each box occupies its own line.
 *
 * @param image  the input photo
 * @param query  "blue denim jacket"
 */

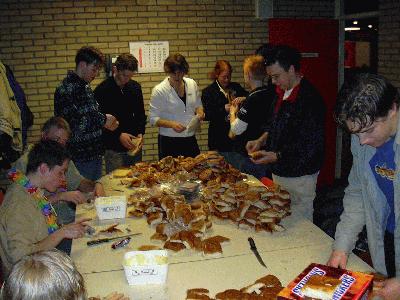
xmin=334 ymin=117 xmax=400 ymax=277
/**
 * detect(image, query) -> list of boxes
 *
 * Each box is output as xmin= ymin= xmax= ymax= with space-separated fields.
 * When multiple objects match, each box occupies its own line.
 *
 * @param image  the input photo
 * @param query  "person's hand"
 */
xmin=372 ymin=278 xmax=400 ymax=300
xmin=103 ymin=292 xmax=130 ymax=300
xmin=58 ymin=191 xmax=86 ymax=205
xmin=326 ymin=249 xmax=348 ymax=269
xmin=94 ymin=182 xmax=105 ymax=197
xmin=246 ymin=139 xmax=262 ymax=154
xmin=135 ymin=134 xmax=143 ymax=150
xmin=104 ymin=114 xmax=119 ymax=131
xmin=229 ymin=103 xmax=239 ymax=115
xmin=232 ymin=96 xmax=246 ymax=106
xmin=171 ymin=121 xmax=186 ymax=133
xmin=249 ymin=151 xmax=277 ymax=164
xmin=88 ymin=292 xmax=129 ymax=300
xmin=225 ymin=103 xmax=231 ymax=112
xmin=196 ymin=111 xmax=205 ymax=121
xmin=119 ymin=132 xmax=135 ymax=150
xmin=60 ymin=218 xmax=91 ymax=239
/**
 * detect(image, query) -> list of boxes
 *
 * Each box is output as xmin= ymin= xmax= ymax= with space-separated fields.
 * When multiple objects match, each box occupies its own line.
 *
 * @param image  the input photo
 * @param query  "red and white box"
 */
xmin=277 ymin=263 xmax=373 ymax=300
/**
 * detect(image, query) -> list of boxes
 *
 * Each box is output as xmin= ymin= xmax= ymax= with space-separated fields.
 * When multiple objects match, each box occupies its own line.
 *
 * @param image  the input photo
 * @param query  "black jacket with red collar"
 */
xmin=265 ymin=78 xmax=326 ymax=177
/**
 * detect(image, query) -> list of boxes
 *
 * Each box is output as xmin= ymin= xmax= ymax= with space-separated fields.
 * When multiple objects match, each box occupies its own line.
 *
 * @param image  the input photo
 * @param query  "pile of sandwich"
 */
xmin=203 ymin=181 xmax=291 ymax=233
xmin=129 ymin=194 xmax=230 ymax=256
xmin=186 ymin=274 xmax=283 ymax=300
xmin=123 ymin=151 xmax=246 ymax=188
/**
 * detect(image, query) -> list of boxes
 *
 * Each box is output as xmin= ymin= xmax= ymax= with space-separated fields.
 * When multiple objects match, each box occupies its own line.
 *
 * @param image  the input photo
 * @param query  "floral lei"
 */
xmin=8 ymin=168 xmax=59 ymax=234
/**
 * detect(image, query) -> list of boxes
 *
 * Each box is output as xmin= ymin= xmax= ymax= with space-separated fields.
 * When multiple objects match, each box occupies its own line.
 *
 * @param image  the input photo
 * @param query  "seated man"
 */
xmin=0 ymin=140 xmax=90 ymax=277
xmin=13 ymin=116 xmax=105 ymax=224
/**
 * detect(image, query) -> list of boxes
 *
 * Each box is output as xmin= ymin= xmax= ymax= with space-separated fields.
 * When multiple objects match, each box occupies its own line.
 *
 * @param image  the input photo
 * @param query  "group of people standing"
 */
xmin=0 ymin=44 xmax=326 ymax=276
xmin=203 ymin=45 xmax=325 ymax=221
xmin=1 ymin=42 xmax=400 ymax=299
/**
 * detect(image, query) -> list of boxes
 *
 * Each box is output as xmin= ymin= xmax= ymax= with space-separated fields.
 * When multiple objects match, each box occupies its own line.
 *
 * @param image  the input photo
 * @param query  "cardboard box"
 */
xmin=95 ymin=196 xmax=127 ymax=220
xmin=277 ymin=263 xmax=373 ymax=300
xmin=123 ymin=250 xmax=168 ymax=285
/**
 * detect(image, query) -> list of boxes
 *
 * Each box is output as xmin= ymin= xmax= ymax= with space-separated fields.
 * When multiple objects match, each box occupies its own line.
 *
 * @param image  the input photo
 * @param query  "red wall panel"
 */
xmin=269 ymin=18 xmax=339 ymax=186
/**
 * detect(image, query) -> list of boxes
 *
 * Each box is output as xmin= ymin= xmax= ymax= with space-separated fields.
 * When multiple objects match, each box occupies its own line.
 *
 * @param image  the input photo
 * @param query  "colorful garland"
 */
xmin=8 ymin=168 xmax=59 ymax=234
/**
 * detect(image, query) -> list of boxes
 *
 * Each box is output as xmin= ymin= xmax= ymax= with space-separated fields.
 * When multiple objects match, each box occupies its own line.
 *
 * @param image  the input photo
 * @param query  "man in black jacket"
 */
xmin=247 ymin=45 xmax=326 ymax=221
xmin=94 ymin=53 xmax=146 ymax=173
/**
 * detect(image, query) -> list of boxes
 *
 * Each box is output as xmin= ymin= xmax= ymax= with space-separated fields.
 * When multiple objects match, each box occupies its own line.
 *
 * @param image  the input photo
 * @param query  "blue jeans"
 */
xmin=74 ymin=158 xmax=103 ymax=181
xmin=104 ymin=149 xmax=142 ymax=174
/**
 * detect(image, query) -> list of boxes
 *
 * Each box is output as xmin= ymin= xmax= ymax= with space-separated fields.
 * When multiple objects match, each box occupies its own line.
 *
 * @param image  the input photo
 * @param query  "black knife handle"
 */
xmin=248 ymin=237 xmax=256 ymax=250
xmin=87 ymin=238 xmax=110 ymax=246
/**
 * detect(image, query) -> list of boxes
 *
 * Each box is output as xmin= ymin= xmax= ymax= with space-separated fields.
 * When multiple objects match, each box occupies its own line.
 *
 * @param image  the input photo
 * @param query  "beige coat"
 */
xmin=0 ymin=61 xmax=22 ymax=152
xmin=0 ymin=184 xmax=48 ymax=277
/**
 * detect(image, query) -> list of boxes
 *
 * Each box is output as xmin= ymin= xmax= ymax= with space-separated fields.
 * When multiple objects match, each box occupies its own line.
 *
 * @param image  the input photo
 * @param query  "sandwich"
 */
xmin=301 ymin=275 xmax=342 ymax=300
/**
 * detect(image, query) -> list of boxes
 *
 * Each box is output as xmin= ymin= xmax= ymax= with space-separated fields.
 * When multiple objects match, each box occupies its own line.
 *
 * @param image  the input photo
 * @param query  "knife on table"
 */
xmin=248 ymin=237 xmax=267 ymax=268
xmin=87 ymin=233 xmax=141 ymax=246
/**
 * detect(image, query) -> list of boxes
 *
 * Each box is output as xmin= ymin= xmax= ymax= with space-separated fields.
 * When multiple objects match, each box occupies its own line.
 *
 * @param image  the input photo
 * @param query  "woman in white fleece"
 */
xmin=149 ymin=53 xmax=204 ymax=159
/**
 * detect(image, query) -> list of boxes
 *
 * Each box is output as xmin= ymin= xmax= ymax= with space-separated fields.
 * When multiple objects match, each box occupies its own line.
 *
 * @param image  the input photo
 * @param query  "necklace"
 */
xmin=8 ymin=168 xmax=59 ymax=234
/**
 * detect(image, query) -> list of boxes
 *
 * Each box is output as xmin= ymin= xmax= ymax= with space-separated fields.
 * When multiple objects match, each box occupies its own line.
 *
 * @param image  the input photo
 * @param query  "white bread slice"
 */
xmin=301 ymin=275 xmax=341 ymax=300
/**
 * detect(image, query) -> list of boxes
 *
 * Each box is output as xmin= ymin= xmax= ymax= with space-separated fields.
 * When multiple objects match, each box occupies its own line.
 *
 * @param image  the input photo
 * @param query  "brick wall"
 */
xmin=0 ymin=0 xmax=270 ymax=163
xmin=274 ymin=0 xmax=334 ymax=18
xmin=378 ymin=0 xmax=400 ymax=88
xmin=0 ymin=0 xmax=336 ymax=164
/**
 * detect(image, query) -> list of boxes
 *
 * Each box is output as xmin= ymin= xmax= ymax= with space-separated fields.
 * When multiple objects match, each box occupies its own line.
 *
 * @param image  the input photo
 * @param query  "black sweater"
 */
xmin=94 ymin=76 xmax=146 ymax=153
xmin=201 ymin=81 xmax=248 ymax=151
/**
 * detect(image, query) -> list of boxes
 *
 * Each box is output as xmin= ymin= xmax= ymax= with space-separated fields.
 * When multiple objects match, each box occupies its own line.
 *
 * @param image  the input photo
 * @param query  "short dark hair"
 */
xmin=335 ymin=73 xmax=400 ymax=132
xmin=26 ymin=140 xmax=70 ymax=174
xmin=42 ymin=116 xmax=71 ymax=136
xmin=266 ymin=45 xmax=301 ymax=72
xmin=115 ymin=53 xmax=138 ymax=72
xmin=164 ymin=53 xmax=189 ymax=74
xmin=255 ymin=43 xmax=274 ymax=65
xmin=75 ymin=46 xmax=105 ymax=67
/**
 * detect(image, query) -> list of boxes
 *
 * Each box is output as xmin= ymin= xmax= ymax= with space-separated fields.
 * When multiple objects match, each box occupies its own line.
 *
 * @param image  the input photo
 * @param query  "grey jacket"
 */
xmin=334 ymin=117 xmax=400 ymax=277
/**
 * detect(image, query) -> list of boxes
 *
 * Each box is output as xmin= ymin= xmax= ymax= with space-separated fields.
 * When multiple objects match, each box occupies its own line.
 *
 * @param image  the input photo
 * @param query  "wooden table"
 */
xmin=71 ymin=175 xmax=374 ymax=299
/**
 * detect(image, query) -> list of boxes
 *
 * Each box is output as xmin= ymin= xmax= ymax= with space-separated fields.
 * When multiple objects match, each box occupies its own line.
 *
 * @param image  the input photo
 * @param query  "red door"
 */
xmin=269 ymin=18 xmax=339 ymax=186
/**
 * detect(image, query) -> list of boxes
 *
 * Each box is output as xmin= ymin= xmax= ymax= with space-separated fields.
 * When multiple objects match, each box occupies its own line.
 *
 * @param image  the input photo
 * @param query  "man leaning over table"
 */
xmin=327 ymin=73 xmax=400 ymax=300
xmin=0 ymin=140 xmax=90 ymax=277
xmin=54 ymin=46 xmax=119 ymax=181
xmin=246 ymin=45 xmax=326 ymax=221
xmin=95 ymin=53 xmax=146 ymax=173
xmin=13 ymin=116 xmax=105 ymax=225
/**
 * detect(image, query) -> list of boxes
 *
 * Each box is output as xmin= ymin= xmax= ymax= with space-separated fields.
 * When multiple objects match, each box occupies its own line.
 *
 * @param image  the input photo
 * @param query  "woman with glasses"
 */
xmin=149 ymin=53 xmax=204 ymax=159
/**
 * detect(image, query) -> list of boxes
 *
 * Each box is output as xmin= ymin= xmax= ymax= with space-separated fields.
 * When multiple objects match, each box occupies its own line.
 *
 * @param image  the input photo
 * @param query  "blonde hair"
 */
xmin=243 ymin=55 xmax=266 ymax=81
xmin=2 ymin=249 xmax=86 ymax=300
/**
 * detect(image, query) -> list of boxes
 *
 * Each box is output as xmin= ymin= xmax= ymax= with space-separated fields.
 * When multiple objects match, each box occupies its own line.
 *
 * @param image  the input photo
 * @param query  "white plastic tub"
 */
xmin=123 ymin=250 xmax=168 ymax=285
xmin=95 ymin=196 xmax=127 ymax=220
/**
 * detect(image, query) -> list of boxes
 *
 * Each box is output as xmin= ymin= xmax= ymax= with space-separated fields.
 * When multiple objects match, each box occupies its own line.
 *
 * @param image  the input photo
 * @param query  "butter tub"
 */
xmin=95 ymin=196 xmax=127 ymax=220
xmin=123 ymin=250 xmax=168 ymax=285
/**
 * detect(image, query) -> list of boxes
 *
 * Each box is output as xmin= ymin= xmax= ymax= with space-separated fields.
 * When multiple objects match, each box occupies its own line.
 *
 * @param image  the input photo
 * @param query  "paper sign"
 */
xmin=129 ymin=41 xmax=169 ymax=73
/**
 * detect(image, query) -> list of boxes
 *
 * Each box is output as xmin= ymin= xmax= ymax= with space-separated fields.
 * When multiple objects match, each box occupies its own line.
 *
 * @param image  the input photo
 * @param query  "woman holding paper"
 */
xmin=149 ymin=53 xmax=204 ymax=159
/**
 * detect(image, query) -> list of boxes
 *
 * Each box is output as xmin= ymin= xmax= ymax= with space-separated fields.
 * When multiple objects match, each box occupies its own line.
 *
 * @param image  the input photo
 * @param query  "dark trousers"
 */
xmin=158 ymin=135 xmax=200 ymax=159
xmin=384 ymin=230 xmax=396 ymax=278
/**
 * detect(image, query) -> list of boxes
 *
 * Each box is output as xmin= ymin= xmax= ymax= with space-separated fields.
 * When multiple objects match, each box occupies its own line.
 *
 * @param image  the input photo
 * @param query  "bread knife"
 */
xmin=87 ymin=233 xmax=141 ymax=246
xmin=248 ymin=237 xmax=267 ymax=268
